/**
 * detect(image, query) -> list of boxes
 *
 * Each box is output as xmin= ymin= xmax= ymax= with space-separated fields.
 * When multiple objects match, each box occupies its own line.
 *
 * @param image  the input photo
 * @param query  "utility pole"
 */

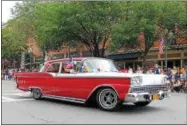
xmin=165 ymin=38 xmax=167 ymax=69
xmin=167 ymin=31 xmax=174 ymax=69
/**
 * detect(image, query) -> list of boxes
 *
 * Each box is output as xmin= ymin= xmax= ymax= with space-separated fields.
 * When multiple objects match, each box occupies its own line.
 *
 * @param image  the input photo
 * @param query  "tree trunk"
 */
xmin=20 ymin=52 xmax=25 ymax=69
xmin=142 ymin=50 xmax=149 ymax=73
xmin=93 ymin=44 xmax=100 ymax=57
xmin=100 ymin=48 xmax=105 ymax=58
xmin=42 ymin=51 xmax=45 ymax=62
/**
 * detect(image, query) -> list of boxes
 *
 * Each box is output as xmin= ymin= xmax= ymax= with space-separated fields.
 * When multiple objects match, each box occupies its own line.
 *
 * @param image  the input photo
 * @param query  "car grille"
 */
xmin=130 ymin=85 xmax=168 ymax=94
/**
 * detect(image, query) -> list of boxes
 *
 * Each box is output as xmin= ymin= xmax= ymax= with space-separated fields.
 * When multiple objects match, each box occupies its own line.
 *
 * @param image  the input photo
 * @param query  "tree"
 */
xmin=52 ymin=1 xmax=126 ymax=57
xmin=111 ymin=1 xmax=186 ymax=69
xmin=111 ymin=2 xmax=158 ymax=69
xmin=2 ymin=22 xmax=27 ymax=61
xmin=156 ymin=1 xmax=187 ymax=42
xmin=156 ymin=1 xmax=187 ymax=31
xmin=6 ymin=1 xmax=186 ymax=62
xmin=10 ymin=1 xmax=64 ymax=60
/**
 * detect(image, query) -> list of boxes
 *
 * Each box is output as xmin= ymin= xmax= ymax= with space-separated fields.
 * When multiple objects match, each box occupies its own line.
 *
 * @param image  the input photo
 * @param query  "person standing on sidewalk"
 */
xmin=4 ymin=68 xmax=9 ymax=80
xmin=9 ymin=69 xmax=13 ymax=80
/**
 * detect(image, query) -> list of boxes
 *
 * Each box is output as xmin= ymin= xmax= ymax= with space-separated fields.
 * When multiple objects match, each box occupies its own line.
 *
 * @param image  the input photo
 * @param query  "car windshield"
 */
xmin=88 ymin=58 xmax=119 ymax=72
xmin=39 ymin=65 xmax=44 ymax=72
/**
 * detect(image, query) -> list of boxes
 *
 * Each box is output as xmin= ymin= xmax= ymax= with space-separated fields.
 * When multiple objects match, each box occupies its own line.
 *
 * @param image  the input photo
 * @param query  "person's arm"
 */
xmin=65 ymin=68 xmax=70 ymax=73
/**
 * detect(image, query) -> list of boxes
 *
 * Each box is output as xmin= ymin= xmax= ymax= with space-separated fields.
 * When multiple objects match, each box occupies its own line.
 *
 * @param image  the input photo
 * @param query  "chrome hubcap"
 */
xmin=99 ymin=89 xmax=117 ymax=109
xmin=33 ymin=89 xmax=41 ymax=98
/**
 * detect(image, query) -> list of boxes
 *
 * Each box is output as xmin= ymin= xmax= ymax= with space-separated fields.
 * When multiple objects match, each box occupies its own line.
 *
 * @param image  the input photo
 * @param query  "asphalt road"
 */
xmin=2 ymin=80 xmax=187 ymax=124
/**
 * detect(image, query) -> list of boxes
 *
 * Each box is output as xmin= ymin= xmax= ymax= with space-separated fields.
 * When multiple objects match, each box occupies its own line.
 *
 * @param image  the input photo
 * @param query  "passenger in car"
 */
xmin=61 ymin=63 xmax=71 ymax=73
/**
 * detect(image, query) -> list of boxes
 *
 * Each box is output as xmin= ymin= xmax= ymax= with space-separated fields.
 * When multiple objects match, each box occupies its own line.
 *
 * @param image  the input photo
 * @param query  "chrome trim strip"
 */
xmin=54 ymin=76 xmax=129 ymax=78
xmin=16 ymin=76 xmax=52 ymax=78
xmin=58 ymin=62 xmax=63 ymax=74
xmin=28 ymin=86 xmax=43 ymax=92
xmin=124 ymin=90 xmax=169 ymax=103
xmin=130 ymin=84 xmax=168 ymax=94
xmin=86 ymin=84 xmax=120 ymax=100
xmin=42 ymin=94 xmax=86 ymax=104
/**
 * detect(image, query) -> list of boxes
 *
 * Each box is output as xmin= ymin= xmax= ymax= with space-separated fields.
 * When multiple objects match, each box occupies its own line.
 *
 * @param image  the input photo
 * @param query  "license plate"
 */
xmin=152 ymin=94 xmax=160 ymax=100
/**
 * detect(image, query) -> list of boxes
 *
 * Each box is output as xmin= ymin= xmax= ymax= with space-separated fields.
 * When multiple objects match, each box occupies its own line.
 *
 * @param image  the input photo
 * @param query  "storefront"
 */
xmin=108 ymin=47 xmax=187 ymax=69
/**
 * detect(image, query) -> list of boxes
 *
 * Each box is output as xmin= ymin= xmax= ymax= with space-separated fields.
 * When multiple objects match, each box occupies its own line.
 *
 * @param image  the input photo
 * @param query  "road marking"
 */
xmin=2 ymin=96 xmax=34 ymax=103
xmin=3 ymin=92 xmax=32 ymax=97
xmin=2 ymin=98 xmax=34 ymax=103
xmin=2 ymin=96 xmax=16 ymax=101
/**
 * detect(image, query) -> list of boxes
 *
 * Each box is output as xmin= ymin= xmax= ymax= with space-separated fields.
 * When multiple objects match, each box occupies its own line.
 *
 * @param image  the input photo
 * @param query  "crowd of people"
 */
xmin=119 ymin=64 xmax=186 ymax=80
xmin=2 ymin=63 xmax=187 ymax=92
xmin=2 ymin=67 xmax=40 ymax=80
xmin=119 ymin=64 xmax=187 ymax=92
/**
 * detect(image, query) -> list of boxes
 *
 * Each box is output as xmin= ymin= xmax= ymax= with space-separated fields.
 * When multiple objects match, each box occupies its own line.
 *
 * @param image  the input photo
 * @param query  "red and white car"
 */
xmin=14 ymin=57 xmax=169 ymax=111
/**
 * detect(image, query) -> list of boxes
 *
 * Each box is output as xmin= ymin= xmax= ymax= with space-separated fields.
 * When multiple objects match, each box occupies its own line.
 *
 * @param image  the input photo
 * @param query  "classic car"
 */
xmin=14 ymin=57 xmax=169 ymax=111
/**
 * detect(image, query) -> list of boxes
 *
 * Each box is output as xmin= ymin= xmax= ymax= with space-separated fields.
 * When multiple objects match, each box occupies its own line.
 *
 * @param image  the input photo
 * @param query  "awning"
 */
xmin=107 ymin=52 xmax=141 ymax=61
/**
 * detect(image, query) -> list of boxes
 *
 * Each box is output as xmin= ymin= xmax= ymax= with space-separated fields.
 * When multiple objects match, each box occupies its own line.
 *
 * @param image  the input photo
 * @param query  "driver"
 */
xmin=63 ymin=62 xmax=76 ymax=73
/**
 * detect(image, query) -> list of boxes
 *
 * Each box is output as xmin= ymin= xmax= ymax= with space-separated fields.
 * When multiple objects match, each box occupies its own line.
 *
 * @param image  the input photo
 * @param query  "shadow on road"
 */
xmin=118 ymin=104 xmax=162 ymax=113
xmin=39 ymin=98 xmax=163 ymax=113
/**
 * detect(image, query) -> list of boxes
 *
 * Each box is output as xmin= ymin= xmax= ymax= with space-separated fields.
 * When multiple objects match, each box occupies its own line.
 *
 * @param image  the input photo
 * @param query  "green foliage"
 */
xmin=2 ymin=1 xmax=186 ymax=60
xmin=112 ymin=2 xmax=158 ymax=52
xmin=10 ymin=1 xmax=64 ymax=52
xmin=2 ymin=23 xmax=27 ymax=61
xmin=156 ymin=1 xmax=187 ymax=30
xmin=52 ymin=1 xmax=126 ymax=57
xmin=111 ymin=2 xmax=186 ymax=60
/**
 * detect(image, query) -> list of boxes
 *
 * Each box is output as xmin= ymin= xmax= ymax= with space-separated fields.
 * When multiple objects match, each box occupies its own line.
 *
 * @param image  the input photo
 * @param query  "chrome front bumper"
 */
xmin=124 ymin=90 xmax=169 ymax=103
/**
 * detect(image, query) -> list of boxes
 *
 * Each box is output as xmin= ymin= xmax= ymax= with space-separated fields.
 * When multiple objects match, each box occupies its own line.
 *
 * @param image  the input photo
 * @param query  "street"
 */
xmin=2 ymin=80 xmax=187 ymax=124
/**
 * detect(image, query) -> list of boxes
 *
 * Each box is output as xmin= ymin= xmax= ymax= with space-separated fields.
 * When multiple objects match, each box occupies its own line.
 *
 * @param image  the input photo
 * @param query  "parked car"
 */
xmin=14 ymin=57 xmax=169 ymax=111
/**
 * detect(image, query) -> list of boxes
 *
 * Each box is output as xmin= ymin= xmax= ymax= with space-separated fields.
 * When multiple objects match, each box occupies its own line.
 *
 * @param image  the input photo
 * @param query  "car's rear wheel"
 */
xmin=134 ymin=101 xmax=151 ymax=107
xmin=96 ymin=88 xmax=121 ymax=111
xmin=32 ymin=88 xmax=42 ymax=100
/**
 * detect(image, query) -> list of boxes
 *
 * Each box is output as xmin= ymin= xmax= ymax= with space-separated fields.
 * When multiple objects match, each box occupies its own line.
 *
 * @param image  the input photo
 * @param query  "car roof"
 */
xmin=45 ymin=57 xmax=113 ymax=64
xmin=45 ymin=57 xmax=86 ymax=64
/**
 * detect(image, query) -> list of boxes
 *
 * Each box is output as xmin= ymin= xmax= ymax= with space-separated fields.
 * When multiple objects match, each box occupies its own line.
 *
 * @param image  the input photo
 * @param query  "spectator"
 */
xmin=166 ymin=68 xmax=172 ymax=80
xmin=9 ymin=69 xmax=13 ymax=80
xmin=180 ymin=67 xmax=186 ymax=81
xmin=136 ymin=66 xmax=143 ymax=74
xmin=154 ymin=64 xmax=160 ymax=74
xmin=5 ymin=68 xmax=9 ymax=80
xmin=147 ymin=68 xmax=154 ymax=74
xmin=128 ymin=67 xmax=133 ymax=74
xmin=171 ymin=66 xmax=177 ymax=75
xmin=2 ymin=70 xmax=5 ymax=80
xmin=175 ymin=70 xmax=181 ymax=81
xmin=160 ymin=68 xmax=165 ymax=75
xmin=119 ymin=65 xmax=128 ymax=73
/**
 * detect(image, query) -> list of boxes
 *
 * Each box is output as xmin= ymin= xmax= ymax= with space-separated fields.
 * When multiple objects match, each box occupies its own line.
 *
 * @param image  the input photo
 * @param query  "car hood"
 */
xmin=123 ymin=73 xmax=167 ymax=86
xmin=95 ymin=72 xmax=167 ymax=86
xmin=55 ymin=71 xmax=167 ymax=86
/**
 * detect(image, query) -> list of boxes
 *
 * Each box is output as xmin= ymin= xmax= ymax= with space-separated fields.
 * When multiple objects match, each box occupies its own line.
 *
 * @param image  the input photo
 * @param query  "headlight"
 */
xmin=131 ymin=76 xmax=142 ymax=86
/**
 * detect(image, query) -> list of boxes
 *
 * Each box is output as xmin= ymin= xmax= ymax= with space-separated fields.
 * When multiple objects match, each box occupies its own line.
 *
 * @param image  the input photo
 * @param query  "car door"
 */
xmin=42 ymin=62 xmax=61 ymax=96
xmin=54 ymin=60 xmax=95 ymax=100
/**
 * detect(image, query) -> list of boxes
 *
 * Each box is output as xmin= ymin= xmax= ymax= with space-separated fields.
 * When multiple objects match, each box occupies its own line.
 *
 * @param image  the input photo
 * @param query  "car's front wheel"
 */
xmin=134 ymin=101 xmax=151 ymax=107
xmin=96 ymin=88 xmax=121 ymax=111
xmin=32 ymin=88 xmax=42 ymax=100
